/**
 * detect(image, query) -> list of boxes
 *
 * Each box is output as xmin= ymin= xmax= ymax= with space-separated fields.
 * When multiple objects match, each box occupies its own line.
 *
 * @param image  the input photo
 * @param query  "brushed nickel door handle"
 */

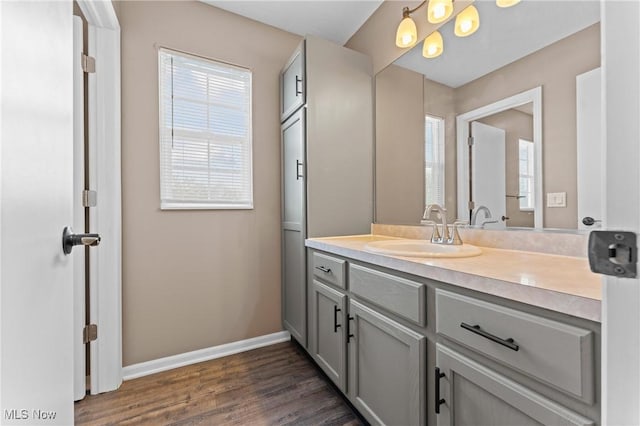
xmin=62 ymin=226 xmax=101 ymax=255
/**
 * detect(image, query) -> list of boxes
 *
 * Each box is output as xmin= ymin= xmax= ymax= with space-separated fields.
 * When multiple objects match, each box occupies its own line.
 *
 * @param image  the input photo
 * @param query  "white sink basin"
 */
xmin=364 ymin=239 xmax=482 ymax=258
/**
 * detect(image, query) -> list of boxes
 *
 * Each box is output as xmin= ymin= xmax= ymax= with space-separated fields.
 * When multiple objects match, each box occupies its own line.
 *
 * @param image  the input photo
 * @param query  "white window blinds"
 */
xmin=159 ymin=49 xmax=253 ymax=209
xmin=425 ymin=115 xmax=445 ymax=206
xmin=518 ymin=139 xmax=535 ymax=211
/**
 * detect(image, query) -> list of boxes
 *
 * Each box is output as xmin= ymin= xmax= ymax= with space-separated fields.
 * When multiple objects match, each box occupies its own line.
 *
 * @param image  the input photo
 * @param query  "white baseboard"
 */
xmin=122 ymin=330 xmax=291 ymax=381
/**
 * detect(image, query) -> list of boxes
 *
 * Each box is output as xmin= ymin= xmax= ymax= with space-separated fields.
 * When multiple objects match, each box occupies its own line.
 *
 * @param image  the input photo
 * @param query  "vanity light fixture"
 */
xmin=454 ymin=5 xmax=480 ymax=37
xmin=396 ymin=0 xmax=520 ymax=59
xmin=423 ymin=30 xmax=444 ymax=58
xmin=496 ymin=0 xmax=521 ymax=7
xmin=427 ymin=0 xmax=454 ymax=24
xmin=396 ymin=7 xmax=419 ymax=48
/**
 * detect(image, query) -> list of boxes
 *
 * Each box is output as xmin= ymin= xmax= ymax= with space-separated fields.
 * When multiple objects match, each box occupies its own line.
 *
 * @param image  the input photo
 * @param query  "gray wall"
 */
xmin=119 ymin=1 xmax=301 ymax=366
xmin=375 ymin=65 xmax=425 ymax=224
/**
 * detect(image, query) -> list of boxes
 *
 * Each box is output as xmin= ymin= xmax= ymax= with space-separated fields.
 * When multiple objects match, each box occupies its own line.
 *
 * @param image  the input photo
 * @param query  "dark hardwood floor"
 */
xmin=75 ymin=340 xmax=364 ymax=425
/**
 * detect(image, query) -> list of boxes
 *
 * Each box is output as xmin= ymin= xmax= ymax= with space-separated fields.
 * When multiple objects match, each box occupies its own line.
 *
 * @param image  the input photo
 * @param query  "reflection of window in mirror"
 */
xmin=518 ymin=139 xmax=534 ymax=211
xmin=425 ymin=115 xmax=445 ymax=206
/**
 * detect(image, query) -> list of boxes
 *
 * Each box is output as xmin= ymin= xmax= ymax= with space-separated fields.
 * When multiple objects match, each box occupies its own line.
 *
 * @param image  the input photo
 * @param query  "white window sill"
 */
xmin=161 ymin=202 xmax=254 ymax=211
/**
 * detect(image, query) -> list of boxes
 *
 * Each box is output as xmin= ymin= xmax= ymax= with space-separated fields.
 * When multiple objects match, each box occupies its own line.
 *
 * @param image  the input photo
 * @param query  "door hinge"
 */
xmin=82 ymin=54 xmax=96 ymax=73
xmin=468 ymin=200 xmax=475 ymax=210
xmin=588 ymin=231 xmax=637 ymax=278
xmin=82 ymin=190 xmax=97 ymax=207
xmin=83 ymin=324 xmax=97 ymax=344
xmin=468 ymin=136 xmax=475 ymax=146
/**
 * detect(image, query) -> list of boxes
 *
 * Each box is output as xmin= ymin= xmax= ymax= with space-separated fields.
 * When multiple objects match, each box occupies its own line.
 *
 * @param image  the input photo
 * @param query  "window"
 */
xmin=425 ymin=115 xmax=445 ymax=206
xmin=159 ymin=49 xmax=252 ymax=209
xmin=518 ymin=139 xmax=534 ymax=211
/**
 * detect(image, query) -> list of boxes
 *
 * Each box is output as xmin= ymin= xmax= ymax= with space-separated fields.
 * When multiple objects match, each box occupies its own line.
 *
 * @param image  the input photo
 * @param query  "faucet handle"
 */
xmin=421 ymin=219 xmax=441 ymax=242
xmin=447 ymin=220 xmax=467 ymax=245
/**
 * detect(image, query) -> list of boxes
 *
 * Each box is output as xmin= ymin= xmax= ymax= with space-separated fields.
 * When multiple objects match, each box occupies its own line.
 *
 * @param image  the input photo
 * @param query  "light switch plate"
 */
xmin=547 ymin=192 xmax=567 ymax=208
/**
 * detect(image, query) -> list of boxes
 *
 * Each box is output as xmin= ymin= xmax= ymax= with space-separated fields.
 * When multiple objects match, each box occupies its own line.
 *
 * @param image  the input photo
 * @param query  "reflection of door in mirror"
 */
xmin=474 ymin=105 xmax=535 ymax=228
xmin=577 ymin=67 xmax=603 ymax=230
xmin=470 ymin=121 xmax=507 ymax=229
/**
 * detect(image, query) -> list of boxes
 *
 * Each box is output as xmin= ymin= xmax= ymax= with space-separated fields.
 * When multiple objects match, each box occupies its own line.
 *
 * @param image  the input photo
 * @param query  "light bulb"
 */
xmin=454 ymin=5 xmax=480 ymax=37
xmin=427 ymin=0 xmax=453 ymax=24
xmin=496 ymin=0 xmax=521 ymax=7
xmin=396 ymin=16 xmax=417 ymax=48
xmin=460 ymin=20 xmax=472 ymax=34
xmin=422 ymin=31 xmax=443 ymax=59
xmin=433 ymin=3 xmax=445 ymax=20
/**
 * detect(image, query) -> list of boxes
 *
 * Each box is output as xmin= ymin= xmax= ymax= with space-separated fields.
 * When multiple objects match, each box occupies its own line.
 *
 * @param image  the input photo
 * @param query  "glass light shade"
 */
xmin=422 ymin=31 xmax=444 ymax=58
xmin=427 ymin=0 xmax=453 ymax=24
xmin=496 ymin=0 xmax=521 ymax=7
xmin=396 ymin=16 xmax=418 ymax=48
xmin=454 ymin=5 xmax=480 ymax=37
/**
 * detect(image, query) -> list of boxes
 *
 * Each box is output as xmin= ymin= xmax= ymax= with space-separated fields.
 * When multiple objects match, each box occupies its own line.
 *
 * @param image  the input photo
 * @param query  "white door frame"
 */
xmin=456 ymin=87 xmax=543 ymax=228
xmin=73 ymin=14 xmax=87 ymax=402
xmin=601 ymin=0 xmax=640 ymax=423
xmin=76 ymin=0 xmax=122 ymax=395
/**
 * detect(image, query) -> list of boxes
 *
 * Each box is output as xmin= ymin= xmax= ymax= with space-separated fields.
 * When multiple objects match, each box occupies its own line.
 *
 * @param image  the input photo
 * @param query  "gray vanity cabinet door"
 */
xmin=310 ymin=280 xmax=347 ymax=392
xmin=435 ymin=344 xmax=594 ymax=426
xmin=281 ymin=109 xmax=306 ymax=345
xmin=280 ymin=41 xmax=305 ymax=122
xmin=348 ymin=300 xmax=426 ymax=426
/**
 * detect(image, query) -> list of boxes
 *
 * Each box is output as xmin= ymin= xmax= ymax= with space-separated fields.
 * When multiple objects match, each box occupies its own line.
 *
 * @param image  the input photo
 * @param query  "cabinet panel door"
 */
xmin=435 ymin=344 xmax=594 ymax=426
xmin=282 ymin=110 xmax=305 ymax=226
xmin=348 ymin=300 xmax=426 ymax=426
xmin=281 ymin=42 xmax=305 ymax=121
xmin=281 ymin=109 xmax=306 ymax=345
xmin=311 ymin=280 xmax=347 ymax=391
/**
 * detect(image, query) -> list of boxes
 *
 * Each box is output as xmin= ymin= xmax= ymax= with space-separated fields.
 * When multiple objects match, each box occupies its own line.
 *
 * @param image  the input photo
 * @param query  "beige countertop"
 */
xmin=305 ymin=235 xmax=602 ymax=323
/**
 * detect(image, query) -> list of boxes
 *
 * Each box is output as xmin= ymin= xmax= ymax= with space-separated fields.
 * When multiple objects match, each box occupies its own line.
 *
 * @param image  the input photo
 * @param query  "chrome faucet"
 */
xmin=421 ymin=204 xmax=450 ymax=244
xmin=421 ymin=203 xmax=467 ymax=245
xmin=471 ymin=205 xmax=499 ymax=228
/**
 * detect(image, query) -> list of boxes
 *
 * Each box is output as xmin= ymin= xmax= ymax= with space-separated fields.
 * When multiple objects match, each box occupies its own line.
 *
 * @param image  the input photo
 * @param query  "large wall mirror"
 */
xmin=375 ymin=0 xmax=602 ymax=230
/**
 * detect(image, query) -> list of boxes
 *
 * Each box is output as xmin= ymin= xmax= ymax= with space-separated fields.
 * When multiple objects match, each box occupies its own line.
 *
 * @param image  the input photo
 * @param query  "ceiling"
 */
xmin=200 ymin=0 xmax=384 ymax=46
xmin=394 ymin=0 xmax=601 ymax=88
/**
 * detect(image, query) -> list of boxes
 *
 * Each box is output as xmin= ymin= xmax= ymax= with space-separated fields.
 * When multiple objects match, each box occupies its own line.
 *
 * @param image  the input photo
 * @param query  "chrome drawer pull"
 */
xmin=315 ymin=265 xmax=331 ymax=273
xmin=460 ymin=322 xmax=520 ymax=352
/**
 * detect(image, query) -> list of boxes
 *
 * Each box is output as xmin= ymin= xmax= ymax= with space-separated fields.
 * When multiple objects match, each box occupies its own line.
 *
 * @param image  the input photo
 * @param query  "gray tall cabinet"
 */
xmin=280 ymin=36 xmax=373 ymax=346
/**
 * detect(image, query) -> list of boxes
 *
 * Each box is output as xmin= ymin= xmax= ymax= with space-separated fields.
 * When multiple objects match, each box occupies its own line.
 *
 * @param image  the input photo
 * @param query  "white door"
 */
xmin=0 ymin=1 xmax=75 ymax=425
xmin=471 ymin=121 xmax=507 ymax=229
xmin=601 ymin=1 xmax=640 ymax=423
xmin=576 ymin=67 xmax=603 ymax=231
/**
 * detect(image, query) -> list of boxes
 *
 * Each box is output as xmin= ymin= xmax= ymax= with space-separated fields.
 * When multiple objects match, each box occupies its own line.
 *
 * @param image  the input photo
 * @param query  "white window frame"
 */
xmin=425 ymin=114 xmax=446 ymax=207
xmin=518 ymin=138 xmax=535 ymax=211
xmin=158 ymin=48 xmax=253 ymax=210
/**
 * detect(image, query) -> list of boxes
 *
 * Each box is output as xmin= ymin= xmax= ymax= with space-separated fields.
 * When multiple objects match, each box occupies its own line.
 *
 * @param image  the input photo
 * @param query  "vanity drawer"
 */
xmin=312 ymin=252 xmax=346 ymax=289
xmin=350 ymin=264 xmax=426 ymax=326
xmin=436 ymin=289 xmax=594 ymax=402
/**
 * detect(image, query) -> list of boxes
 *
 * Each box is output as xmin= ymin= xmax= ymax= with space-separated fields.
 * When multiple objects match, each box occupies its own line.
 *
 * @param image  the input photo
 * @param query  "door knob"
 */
xmin=582 ymin=216 xmax=602 ymax=227
xmin=62 ymin=226 xmax=101 ymax=255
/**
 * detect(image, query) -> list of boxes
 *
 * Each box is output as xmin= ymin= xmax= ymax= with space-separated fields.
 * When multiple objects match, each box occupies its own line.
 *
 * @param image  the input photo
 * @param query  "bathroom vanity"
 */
xmin=301 ymin=232 xmax=601 ymax=426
